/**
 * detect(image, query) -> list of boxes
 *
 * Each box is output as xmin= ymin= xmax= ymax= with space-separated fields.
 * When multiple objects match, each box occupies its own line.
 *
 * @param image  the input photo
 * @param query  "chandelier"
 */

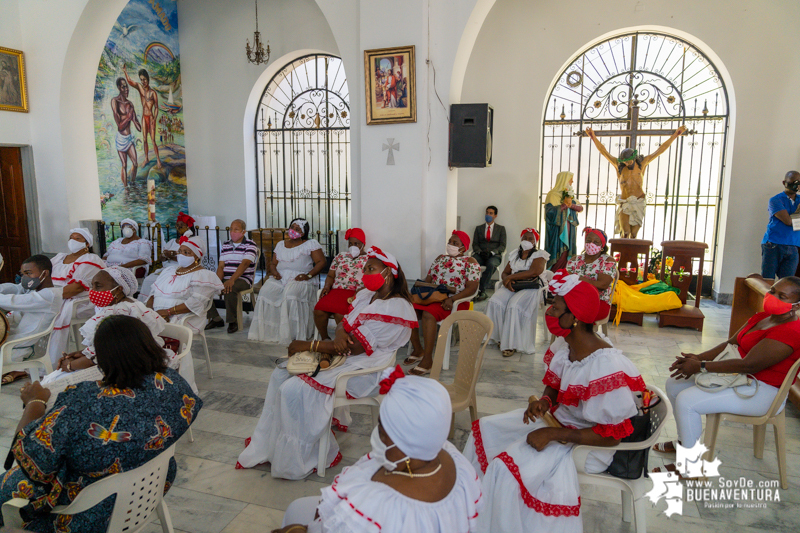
xmin=246 ymin=0 xmax=270 ymax=65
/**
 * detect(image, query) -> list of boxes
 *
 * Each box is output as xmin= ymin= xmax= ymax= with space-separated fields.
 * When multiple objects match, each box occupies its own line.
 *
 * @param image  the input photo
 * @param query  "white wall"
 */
xmin=0 ymin=0 xmax=30 ymax=145
xmin=178 ymin=0 xmax=340 ymax=230
xmin=457 ymin=0 xmax=800 ymax=297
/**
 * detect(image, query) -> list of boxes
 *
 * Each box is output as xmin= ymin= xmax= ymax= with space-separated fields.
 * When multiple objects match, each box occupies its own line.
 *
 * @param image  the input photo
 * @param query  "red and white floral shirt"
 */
xmin=566 ymin=253 xmax=617 ymax=304
xmin=330 ymin=252 xmax=368 ymax=291
xmin=427 ymin=255 xmax=481 ymax=294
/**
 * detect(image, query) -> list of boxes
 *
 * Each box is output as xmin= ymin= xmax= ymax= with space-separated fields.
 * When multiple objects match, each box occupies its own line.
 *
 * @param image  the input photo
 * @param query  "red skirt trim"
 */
xmin=496 ymin=452 xmax=581 ymax=517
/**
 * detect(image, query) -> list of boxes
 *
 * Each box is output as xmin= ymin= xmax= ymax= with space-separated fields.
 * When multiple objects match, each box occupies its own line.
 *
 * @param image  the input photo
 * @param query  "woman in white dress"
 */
xmin=487 ymin=227 xmax=550 ymax=357
xmin=42 ymin=266 xmax=177 ymax=386
xmin=463 ymin=270 xmax=646 ymax=533
xmin=103 ymin=218 xmax=152 ymax=280
xmin=249 ymin=218 xmax=327 ymax=344
xmin=275 ymin=366 xmax=482 ymax=533
xmin=140 ymin=211 xmax=195 ymax=300
xmin=238 ymin=246 xmax=418 ymax=479
xmin=47 ymin=228 xmax=106 ymax=365
xmin=146 ymin=235 xmax=223 ymax=333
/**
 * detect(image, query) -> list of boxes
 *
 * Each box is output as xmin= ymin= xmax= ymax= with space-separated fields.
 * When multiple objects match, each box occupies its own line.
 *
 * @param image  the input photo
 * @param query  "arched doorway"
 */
xmin=540 ymin=31 xmax=730 ymax=280
xmin=255 ymin=53 xmax=350 ymax=256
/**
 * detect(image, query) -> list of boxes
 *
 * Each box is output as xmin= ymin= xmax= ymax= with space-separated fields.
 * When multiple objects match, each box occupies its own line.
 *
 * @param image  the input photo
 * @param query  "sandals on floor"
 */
xmin=408 ymin=366 xmax=431 ymax=376
xmin=402 ymin=355 xmax=423 ymax=366
xmin=652 ymin=441 xmax=677 ymax=455
xmin=1 ymin=372 xmax=27 ymax=385
xmin=502 ymin=349 xmax=517 ymax=358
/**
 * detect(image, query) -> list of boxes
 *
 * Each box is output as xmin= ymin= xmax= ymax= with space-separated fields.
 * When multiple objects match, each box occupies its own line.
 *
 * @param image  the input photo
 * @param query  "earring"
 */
xmin=573 ymin=322 xmax=578 ymax=327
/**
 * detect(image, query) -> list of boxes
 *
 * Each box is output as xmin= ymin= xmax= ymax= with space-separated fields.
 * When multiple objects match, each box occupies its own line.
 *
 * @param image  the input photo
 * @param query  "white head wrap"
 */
xmin=290 ymin=218 xmax=309 ymax=233
xmin=104 ymin=266 xmax=138 ymax=297
xmin=180 ymin=235 xmax=206 ymax=259
xmin=365 ymin=245 xmax=399 ymax=278
xmin=69 ymin=227 xmax=94 ymax=247
xmin=120 ymin=218 xmax=139 ymax=234
xmin=378 ymin=366 xmax=452 ymax=461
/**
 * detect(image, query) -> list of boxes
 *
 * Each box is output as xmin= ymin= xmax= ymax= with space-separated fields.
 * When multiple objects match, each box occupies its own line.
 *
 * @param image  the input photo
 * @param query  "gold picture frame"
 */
xmin=0 ymin=47 xmax=28 ymax=113
xmin=364 ymin=45 xmax=416 ymax=125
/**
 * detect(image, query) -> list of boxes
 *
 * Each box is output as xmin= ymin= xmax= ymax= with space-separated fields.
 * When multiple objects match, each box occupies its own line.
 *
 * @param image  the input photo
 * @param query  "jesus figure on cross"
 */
xmin=586 ymin=123 xmax=687 ymax=238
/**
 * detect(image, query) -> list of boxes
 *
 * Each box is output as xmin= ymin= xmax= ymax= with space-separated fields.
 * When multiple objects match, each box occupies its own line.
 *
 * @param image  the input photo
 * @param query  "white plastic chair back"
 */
xmin=0 ymin=314 xmax=57 ymax=387
xmin=160 ymin=323 xmax=193 ymax=362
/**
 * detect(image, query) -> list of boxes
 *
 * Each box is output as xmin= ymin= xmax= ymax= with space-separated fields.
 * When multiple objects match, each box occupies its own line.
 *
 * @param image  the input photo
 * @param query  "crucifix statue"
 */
xmin=576 ymin=98 xmax=691 ymax=238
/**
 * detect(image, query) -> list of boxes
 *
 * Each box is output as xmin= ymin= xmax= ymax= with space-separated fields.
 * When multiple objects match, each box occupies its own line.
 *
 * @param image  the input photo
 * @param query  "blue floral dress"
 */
xmin=0 ymin=368 xmax=201 ymax=533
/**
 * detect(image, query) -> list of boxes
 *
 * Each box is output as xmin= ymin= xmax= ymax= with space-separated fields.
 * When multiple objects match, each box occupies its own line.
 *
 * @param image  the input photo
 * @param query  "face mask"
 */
xmin=68 ymin=239 xmax=87 ymax=253
xmin=446 ymin=244 xmax=462 ymax=257
xmin=122 ymin=227 xmax=134 ymax=238
xmin=370 ymin=426 xmax=408 ymax=472
xmin=485 ymin=215 xmax=494 ymax=224
xmin=176 ymin=254 xmax=196 ymax=268
xmin=362 ymin=268 xmax=388 ymax=291
xmin=89 ymin=288 xmax=118 ymax=308
xmin=763 ymin=293 xmax=794 ymax=315
xmin=230 ymin=231 xmax=244 ymax=242
xmin=520 ymin=240 xmax=534 ymax=251
xmin=20 ymin=272 xmax=45 ymax=291
xmin=585 ymin=243 xmax=602 ymax=256
xmin=349 ymin=246 xmax=361 ymax=259
xmin=287 ymin=228 xmax=302 ymax=240
xmin=545 ymin=307 xmax=572 ymax=337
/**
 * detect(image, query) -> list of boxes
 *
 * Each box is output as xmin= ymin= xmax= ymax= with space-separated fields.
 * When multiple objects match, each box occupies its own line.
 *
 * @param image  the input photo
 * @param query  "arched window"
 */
xmin=540 ymin=31 xmax=730 ymax=278
xmin=255 ymin=54 xmax=350 ymax=254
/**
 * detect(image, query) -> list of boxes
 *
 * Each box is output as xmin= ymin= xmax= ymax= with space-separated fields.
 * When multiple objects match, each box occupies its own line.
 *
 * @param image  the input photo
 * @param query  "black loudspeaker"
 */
xmin=448 ymin=103 xmax=493 ymax=168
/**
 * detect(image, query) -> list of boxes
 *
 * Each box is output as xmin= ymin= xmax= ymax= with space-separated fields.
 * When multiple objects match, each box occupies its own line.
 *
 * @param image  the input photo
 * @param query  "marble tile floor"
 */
xmin=1 ymin=300 xmax=798 ymax=532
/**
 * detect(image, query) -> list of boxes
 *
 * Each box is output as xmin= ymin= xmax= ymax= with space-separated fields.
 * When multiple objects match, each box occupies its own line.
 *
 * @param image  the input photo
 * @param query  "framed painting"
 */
xmin=0 ymin=47 xmax=28 ymax=113
xmin=364 ymin=45 xmax=416 ymax=125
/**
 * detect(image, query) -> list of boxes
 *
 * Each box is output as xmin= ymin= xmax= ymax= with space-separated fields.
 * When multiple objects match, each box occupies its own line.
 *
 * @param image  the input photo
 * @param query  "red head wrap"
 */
xmin=365 ymin=245 xmax=399 ymax=278
xmin=548 ymin=269 xmax=604 ymax=323
xmin=451 ymin=230 xmax=471 ymax=251
xmin=582 ymin=227 xmax=607 ymax=247
xmin=177 ymin=212 xmax=195 ymax=228
xmin=344 ymin=227 xmax=366 ymax=245
xmin=520 ymin=228 xmax=540 ymax=244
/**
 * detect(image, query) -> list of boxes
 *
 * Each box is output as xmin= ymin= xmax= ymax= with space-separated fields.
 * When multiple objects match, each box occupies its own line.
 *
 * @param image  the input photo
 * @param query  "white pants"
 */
xmin=665 ymin=376 xmax=782 ymax=447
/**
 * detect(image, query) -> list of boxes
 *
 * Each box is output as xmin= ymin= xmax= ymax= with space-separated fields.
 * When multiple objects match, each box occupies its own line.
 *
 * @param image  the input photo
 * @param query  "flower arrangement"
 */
xmin=560 ymin=188 xmax=573 ymax=206
xmin=648 ymin=249 xmax=686 ymax=285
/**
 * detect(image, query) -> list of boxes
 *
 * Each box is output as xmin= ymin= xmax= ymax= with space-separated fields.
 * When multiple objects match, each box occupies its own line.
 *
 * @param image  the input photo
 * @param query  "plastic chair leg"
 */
xmin=449 ymin=413 xmax=456 ymax=440
xmin=188 ymin=427 xmax=194 ymax=443
xmin=236 ymin=296 xmax=244 ymax=329
xmin=443 ymin=329 xmax=452 ymax=371
xmin=633 ymin=495 xmax=647 ymax=532
xmin=703 ymin=413 xmax=721 ymax=462
xmin=601 ymin=322 xmax=609 ymax=336
xmin=370 ymin=404 xmax=380 ymax=427
xmin=469 ymin=393 xmax=478 ymax=423
xmin=773 ymin=415 xmax=788 ymax=490
xmin=621 ymin=490 xmax=633 ymax=523
xmin=201 ymin=333 xmax=213 ymax=379
xmin=156 ymin=498 xmax=175 ymax=533
xmin=753 ymin=423 xmax=766 ymax=459
xmin=317 ymin=427 xmax=331 ymax=477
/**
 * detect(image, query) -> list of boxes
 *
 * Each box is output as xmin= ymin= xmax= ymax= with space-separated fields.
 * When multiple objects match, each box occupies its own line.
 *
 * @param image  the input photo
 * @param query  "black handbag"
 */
xmin=604 ymin=410 xmax=654 ymax=479
xmin=509 ymin=277 xmax=544 ymax=291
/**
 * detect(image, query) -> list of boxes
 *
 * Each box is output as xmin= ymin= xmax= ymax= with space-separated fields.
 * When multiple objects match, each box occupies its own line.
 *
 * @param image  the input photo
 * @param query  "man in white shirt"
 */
xmin=0 ymin=255 xmax=63 ymax=383
xmin=472 ymin=205 xmax=507 ymax=301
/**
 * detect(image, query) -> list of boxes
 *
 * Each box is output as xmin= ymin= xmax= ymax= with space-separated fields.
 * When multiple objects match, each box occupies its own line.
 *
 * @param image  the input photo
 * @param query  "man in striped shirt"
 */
xmin=206 ymin=219 xmax=258 ymax=333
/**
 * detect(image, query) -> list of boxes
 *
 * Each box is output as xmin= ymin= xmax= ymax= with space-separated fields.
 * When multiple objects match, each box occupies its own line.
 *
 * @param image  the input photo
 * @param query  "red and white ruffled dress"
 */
xmin=237 ymin=290 xmax=417 ymax=479
xmin=463 ymin=337 xmax=645 ymax=532
xmin=303 ymin=442 xmax=482 ymax=533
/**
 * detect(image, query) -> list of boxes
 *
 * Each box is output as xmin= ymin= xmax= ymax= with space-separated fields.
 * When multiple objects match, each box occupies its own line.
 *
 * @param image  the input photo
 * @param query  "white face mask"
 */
xmin=520 ymin=240 xmax=534 ymax=251
xmin=122 ymin=227 xmax=134 ymax=238
xmin=349 ymin=245 xmax=361 ymax=259
xmin=370 ymin=426 xmax=408 ymax=472
xmin=176 ymin=254 xmax=196 ymax=268
xmin=68 ymin=239 xmax=87 ymax=253
xmin=446 ymin=244 xmax=462 ymax=257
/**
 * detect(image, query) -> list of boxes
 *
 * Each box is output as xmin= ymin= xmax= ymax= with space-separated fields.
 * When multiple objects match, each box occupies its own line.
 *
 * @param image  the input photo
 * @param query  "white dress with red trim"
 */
xmin=486 ymin=248 xmax=550 ymax=354
xmin=48 ymin=252 xmax=106 ymax=365
xmin=150 ymin=266 xmax=224 ymax=333
xmin=238 ymin=290 xmax=417 ymax=479
xmin=139 ymin=230 xmax=192 ymax=299
xmin=249 ymin=239 xmax=323 ymax=344
xmin=300 ymin=442 xmax=482 ymax=533
xmin=462 ymin=337 xmax=644 ymax=533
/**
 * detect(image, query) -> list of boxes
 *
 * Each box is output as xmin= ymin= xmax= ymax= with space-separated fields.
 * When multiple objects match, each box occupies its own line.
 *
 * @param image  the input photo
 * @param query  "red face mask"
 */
xmin=763 ymin=292 xmax=794 ymax=315
xmin=89 ymin=288 xmax=117 ymax=308
xmin=362 ymin=268 xmax=388 ymax=292
xmin=545 ymin=307 xmax=572 ymax=337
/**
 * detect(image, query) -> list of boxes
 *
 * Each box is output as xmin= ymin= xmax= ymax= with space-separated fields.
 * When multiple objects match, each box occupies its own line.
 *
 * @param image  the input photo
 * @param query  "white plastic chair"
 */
xmin=472 ymin=250 xmax=507 ymax=285
xmin=570 ymin=385 xmax=672 ymax=533
xmin=235 ymin=246 xmax=262 ymax=328
xmin=2 ymin=444 xmax=177 ymax=532
xmin=316 ymin=350 xmax=397 ymax=477
xmin=703 ymin=356 xmax=800 ymax=490
xmin=0 ymin=315 xmax=57 ymax=388
xmin=178 ymin=302 xmax=214 ymax=379
xmin=161 ymin=323 xmax=195 ymax=443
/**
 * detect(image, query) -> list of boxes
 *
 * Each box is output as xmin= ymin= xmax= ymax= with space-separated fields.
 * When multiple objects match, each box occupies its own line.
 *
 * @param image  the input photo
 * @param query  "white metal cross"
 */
xmin=382 ymin=138 xmax=399 ymax=165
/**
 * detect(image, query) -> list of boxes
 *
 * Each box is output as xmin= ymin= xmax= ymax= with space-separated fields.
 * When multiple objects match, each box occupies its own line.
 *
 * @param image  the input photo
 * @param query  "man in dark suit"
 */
xmin=472 ymin=205 xmax=506 ymax=301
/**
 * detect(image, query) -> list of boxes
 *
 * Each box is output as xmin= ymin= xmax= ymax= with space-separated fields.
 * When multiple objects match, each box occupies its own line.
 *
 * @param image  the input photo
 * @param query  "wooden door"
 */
xmin=0 ymin=147 xmax=31 ymax=283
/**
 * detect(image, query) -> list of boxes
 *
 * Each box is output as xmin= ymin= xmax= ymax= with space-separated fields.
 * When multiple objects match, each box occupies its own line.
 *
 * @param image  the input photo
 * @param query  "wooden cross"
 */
xmin=574 ymin=98 xmax=693 ymax=147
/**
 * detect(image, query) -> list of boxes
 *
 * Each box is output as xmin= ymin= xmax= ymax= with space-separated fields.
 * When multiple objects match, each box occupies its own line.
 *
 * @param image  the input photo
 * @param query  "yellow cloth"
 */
xmin=544 ymin=171 xmax=575 ymax=207
xmin=611 ymin=278 xmax=682 ymax=325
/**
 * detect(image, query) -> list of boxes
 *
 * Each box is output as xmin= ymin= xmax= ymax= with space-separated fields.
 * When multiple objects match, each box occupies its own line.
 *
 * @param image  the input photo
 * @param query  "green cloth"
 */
xmin=640 ymin=282 xmax=680 ymax=296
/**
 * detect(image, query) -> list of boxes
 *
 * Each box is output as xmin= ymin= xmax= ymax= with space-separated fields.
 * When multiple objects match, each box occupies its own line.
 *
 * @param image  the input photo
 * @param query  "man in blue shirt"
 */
xmin=762 ymin=171 xmax=800 ymax=279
